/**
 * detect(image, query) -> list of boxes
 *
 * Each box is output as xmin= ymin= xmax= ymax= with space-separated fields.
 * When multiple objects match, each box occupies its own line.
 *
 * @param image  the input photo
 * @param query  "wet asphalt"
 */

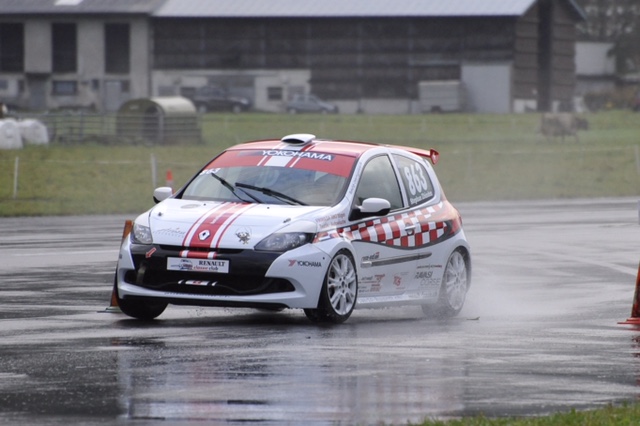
xmin=1 ymin=198 xmax=640 ymax=425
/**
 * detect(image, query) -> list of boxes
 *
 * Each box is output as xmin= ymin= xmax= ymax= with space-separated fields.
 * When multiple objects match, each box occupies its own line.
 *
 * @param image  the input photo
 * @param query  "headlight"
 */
xmin=131 ymin=222 xmax=153 ymax=245
xmin=255 ymin=232 xmax=313 ymax=252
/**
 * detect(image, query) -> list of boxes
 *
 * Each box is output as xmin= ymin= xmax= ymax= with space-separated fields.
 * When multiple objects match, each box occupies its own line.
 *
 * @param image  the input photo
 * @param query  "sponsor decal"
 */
xmin=259 ymin=150 xmax=334 ymax=161
xmin=316 ymin=213 xmax=347 ymax=229
xmin=288 ymin=259 xmax=323 ymax=267
xmin=178 ymin=280 xmax=217 ymax=287
xmin=156 ymin=227 xmax=187 ymax=238
xmin=415 ymin=271 xmax=433 ymax=279
xmin=417 ymin=264 xmax=443 ymax=270
xmin=394 ymin=275 xmax=403 ymax=287
xmin=348 ymin=163 xmax=363 ymax=195
xmin=235 ymin=228 xmax=252 ymax=244
xmin=167 ymin=258 xmax=230 ymax=274
xmin=416 ymin=269 xmax=441 ymax=292
xmin=362 ymin=252 xmax=380 ymax=262
xmin=409 ymin=191 xmax=434 ymax=206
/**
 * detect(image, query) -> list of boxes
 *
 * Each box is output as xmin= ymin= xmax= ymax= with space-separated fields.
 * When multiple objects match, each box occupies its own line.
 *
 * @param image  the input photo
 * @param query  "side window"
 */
xmin=393 ymin=154 xmax=434 ymax=207
xmin=354 ymin=155 xmax=403 ymax=210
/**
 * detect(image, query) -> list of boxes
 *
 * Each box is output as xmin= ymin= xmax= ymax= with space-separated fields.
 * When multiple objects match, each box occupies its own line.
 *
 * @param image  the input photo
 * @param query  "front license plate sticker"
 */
xmin=167 ymin=257 xmax=229 ymax=274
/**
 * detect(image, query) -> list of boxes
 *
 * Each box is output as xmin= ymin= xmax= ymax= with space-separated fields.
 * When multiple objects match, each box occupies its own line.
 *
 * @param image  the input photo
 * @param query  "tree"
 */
xmin=575 ymin=0 xmax=639 ymax=41
xmin=575 ymin=0 xmax=640 ymax=73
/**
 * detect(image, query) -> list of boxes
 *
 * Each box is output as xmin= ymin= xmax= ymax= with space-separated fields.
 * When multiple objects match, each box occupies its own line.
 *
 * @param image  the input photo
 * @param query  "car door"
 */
xmin=347 ymin=154 xmax=417 ymax=298
xmin=391 ymin=153 xmax=442 ymax=298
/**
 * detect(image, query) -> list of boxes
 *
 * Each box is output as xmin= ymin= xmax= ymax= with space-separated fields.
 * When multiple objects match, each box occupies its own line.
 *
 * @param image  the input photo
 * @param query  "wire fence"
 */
xmin=13 ymin=111 xmax=202 ymax=146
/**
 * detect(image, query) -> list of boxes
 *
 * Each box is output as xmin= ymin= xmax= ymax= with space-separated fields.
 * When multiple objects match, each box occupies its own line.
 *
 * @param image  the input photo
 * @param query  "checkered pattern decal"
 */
xmin=315 ymin=201 xmax=461 ymax=248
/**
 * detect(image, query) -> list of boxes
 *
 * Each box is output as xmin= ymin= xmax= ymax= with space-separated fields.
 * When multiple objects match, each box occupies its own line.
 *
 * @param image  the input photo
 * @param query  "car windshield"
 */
xmin=181 ymin=149 xmax=353 ymax=206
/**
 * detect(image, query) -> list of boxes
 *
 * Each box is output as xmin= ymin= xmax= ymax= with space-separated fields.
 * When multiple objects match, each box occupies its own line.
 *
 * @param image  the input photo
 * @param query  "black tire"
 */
xmin=303 ymin=308 xmax=323 ymax=322
xmin=309 ymin=250 xmax=358 ymax=324
xmin=116 ymin=277 xmax=168 ymax=320
xmin=422 ymin=249 xmax=469 ymax=318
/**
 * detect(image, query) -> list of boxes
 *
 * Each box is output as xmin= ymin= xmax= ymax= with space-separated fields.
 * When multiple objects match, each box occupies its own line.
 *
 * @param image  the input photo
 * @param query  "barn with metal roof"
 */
xmin=152 ymin=0 xmax=585 ymax=113
xmin=0 ymin=0 xmax=585 ymax=113
xmin=154 ymin=0 xmax=584 ymax=19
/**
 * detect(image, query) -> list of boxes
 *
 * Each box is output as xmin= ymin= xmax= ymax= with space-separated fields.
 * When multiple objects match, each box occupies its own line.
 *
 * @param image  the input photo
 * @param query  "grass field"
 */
xmin=0 ymin=112 xmax=639 ymax=422
xmin=415 ymin=403 xmax=640 ymax=425
xmin=1 ymin=111 xmax=638 ymax=217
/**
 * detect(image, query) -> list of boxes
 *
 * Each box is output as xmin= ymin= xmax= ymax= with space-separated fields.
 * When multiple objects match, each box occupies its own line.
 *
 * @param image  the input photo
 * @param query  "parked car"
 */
xmin=114 ymin=133 xmax=471 ymax=323
xmin=186 ymin=86 xmax=251 ymax=113
xmin=285 ymin=94 xmax=338 ymax=114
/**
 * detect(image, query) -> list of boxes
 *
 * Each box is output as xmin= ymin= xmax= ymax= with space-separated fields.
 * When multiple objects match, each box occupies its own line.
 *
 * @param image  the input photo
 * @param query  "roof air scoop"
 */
xmin=281 ymin=133 xmax=316 ymax=144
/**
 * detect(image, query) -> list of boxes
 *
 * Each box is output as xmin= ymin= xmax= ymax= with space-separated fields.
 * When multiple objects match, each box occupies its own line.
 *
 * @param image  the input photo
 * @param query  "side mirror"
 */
xmin=350 ymin=197 xmax=391 ymax=221
xmin=153 ymin=187 xmax=173 ymax=203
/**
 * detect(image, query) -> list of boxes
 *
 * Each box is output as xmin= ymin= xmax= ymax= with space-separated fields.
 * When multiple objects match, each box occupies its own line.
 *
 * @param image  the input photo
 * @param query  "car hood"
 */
xmin=146 ymin=199 xmax=328 ymax=249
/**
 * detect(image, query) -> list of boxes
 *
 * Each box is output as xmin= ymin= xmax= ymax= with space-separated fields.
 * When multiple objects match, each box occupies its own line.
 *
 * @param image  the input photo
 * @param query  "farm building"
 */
xmin=0 ymin=0 xmax=585 ymax=114
xmin=0 ymin=0 xmax=162 ymax=112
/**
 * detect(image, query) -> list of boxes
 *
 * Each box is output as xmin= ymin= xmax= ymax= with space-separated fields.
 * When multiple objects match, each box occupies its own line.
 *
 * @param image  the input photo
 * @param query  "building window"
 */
xmin=0 ymin=23 xmax=24 ymax=72
xmin=267 ymin=86 xmax=283 ymax=101
xmin=105 ymin=23 xmax=130 ymax=74
xmin=52 ymin=80 xmax=77 ymax=95
xmin=52 ymin=23 xmax=77 ymax=73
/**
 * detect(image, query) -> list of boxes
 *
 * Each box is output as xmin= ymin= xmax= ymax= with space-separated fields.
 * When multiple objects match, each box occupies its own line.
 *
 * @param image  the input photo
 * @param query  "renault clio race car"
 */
xmin=114 ymin=133 xmax=471 ymax=323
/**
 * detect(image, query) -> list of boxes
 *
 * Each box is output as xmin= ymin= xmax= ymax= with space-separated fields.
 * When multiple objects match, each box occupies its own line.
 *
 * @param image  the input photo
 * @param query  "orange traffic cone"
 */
xmin=618 ymin=261 xmax=640 ymax=325
xmin=166 ymin=169 xmax=174 ymax=191
xmin=103 ymin=220 xmax=133 ymax=313
xmin=104 ymin=283 xmax=121 ymax=313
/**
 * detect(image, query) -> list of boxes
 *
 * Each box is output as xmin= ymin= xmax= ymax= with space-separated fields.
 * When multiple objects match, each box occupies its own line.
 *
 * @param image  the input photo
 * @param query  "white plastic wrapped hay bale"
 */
xmin=0 ymin=119 xmax=23 ymax=150
xmin=18 ymin=119 xmax=49 ymax=145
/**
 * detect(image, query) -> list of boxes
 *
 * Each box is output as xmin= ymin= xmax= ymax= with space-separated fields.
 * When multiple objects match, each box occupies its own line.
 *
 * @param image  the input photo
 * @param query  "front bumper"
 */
xmin=116 ymin=241 xmax=329 ymax=309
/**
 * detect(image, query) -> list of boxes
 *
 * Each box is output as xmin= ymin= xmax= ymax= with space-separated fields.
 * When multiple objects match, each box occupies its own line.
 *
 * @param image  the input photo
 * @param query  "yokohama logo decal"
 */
xmin=257 ymin=142 xmax=317 ymax=168
xmin=204 ymin=142 xmax=356 ymax=178
xmin=182 ymin=202 xmax=256 ymax=250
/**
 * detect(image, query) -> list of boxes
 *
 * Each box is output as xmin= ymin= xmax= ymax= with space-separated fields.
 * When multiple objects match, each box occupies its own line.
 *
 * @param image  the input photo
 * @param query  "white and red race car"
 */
xmin=115 ymin=133 xmax=471 ymax=323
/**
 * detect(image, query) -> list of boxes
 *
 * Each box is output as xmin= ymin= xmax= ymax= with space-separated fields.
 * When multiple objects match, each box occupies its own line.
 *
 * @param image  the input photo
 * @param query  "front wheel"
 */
xmin=305 ymin=250 xmax=358 ymax=324
xmin=422 ymin=250 xmax=469 ymax=318
xmin=116 ymin=278 xmax=167 ymax=320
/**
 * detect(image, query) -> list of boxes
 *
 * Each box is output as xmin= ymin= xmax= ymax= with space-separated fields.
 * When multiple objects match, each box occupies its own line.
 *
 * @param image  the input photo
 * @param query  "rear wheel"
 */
xmin=422 ymin=250 xmax=469 ymax=318
xmin=305 ymin=250 xmax=357 ymax=324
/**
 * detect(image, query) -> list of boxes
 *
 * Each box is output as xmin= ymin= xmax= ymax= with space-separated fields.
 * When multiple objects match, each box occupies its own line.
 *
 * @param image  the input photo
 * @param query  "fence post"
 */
xmin=150 ymin=153 xmax=157 ymax=189
xmin=12 ymin=156 xmax=18 ymax=199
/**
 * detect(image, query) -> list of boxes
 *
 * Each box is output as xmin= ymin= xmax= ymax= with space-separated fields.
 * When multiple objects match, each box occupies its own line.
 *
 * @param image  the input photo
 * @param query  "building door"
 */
xmin=104 ymin=80 xmax=123 ymax=112
xmin=462 ymin=62 xmax=512 ymax=114
xmin=26 ymin=74 xmax=47 ymax=111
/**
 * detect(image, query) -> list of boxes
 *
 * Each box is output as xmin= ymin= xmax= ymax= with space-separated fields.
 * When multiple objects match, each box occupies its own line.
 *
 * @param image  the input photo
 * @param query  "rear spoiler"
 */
xmin=393 ymin=146 xmax=440 ymax=165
